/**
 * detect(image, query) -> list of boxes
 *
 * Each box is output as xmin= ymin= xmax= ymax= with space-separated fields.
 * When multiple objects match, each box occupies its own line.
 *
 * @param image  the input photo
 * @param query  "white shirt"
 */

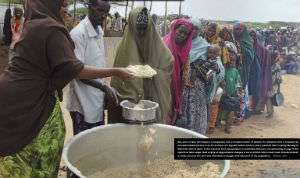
xmin=65 ymin=16 xmax=106 ymax=123
xmin=113 ymin=17 xmax=123 ymax=31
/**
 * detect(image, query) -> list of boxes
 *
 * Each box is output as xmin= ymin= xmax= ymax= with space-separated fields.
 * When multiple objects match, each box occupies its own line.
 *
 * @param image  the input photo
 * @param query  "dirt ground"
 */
xmin=59 ymin=71 xmax=300 ymax=178
xmin=0 ymin=45 xmax=300 ymax=178
xmin=0 ymin=45 xmax=8 ymax=73
xmin=209 ymin=74 xmax=300 ymax=178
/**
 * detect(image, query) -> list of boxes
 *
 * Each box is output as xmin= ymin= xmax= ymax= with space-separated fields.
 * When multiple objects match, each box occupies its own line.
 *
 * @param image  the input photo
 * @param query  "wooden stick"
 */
xmin=164 ymin=1 xmax=168 ymax=36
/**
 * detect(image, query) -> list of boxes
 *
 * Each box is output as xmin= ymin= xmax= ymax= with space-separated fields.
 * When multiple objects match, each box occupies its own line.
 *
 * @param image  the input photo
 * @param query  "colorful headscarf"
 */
xmin=205 ymin=23 xmax=221 ymax=44
xmin=163 ymin=18 xmax=194 ymax=118
xmin=189 ymin=18 xmax=209 ymax=62
xmin=221 ymin=46 xmax=232 ymax=65
xmin=136 ymin=7 xmax=148 ymax=28
xmin=190 ymin=18 xmax=202 ymax=30
xmin=233 ymin=22 xmax=255 ymax=87
xmin=225 ymin=41 xmax=238 ymax=54
xmin=189 ymin=18 xmax=210 ymax=63
xmin=217 ymin=27 xmax=233 ymax=65
xmin=189 ymin=36 xmax=210 ymax=63
xmin=219 ymin=26 xmax=234 ymax=42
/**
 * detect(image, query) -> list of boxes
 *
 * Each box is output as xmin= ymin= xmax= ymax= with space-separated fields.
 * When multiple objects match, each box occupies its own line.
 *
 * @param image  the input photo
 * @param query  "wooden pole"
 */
xmin=131 ymin=1 xmax=134 ymax=10
xmin=143 ymin=1 xmax=146 ymax=7
xmin=73 ymin=0 xmax=77 ymax=24
xmin=179 ymin=1 xmax=182 ymax=16
xmin=22 ymin=0 xmax=25 ymax=10
xmin=149 ymin=0 xmax=153 ymax=13
xmin=164 ymin=0 xmax=168 ymax=36
xmin=125 ymin=0 xmax=129 ymax=20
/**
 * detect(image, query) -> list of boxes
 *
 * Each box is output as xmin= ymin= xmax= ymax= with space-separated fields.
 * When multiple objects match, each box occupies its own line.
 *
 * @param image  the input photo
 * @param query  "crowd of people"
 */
xmin=0 ymin=0 xmax=133 ymax=177
xmin=160 ymin=19 xmax=284 ymax=135
xmin=105 ymin=12 xmax=127 ymax=32
xmin=152 ymin=16 xmax=300 ymax=75
xmin=261 ymin=26 xmax=298 ymax=52
xmin=0 ymin=0 xmax=298 ymax=177
xmin=256 ymin=27 xmax=300 ymax=74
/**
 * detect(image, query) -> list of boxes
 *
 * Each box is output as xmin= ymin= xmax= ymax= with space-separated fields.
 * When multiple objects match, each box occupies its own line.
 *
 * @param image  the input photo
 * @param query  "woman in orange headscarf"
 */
xmin=10 ymin=7 xmax=24 ymax=50
xmin=204 ymin=22 xmax=221 ymax=45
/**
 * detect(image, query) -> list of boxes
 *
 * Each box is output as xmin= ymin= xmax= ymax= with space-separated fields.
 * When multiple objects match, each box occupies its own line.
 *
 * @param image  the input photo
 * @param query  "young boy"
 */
xmin=218 ymin=42 xmax=242 ymax=134
xmin=207 ymin=45 xmax=225 ymax=134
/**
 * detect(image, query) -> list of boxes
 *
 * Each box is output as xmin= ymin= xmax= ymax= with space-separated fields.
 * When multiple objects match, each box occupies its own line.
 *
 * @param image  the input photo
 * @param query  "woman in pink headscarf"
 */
xmin=163 ymin=18 xmax=194 ymax=125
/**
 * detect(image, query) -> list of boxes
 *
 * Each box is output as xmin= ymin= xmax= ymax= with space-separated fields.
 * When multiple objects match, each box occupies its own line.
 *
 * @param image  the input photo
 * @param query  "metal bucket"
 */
xmin=63 ymin=124 xmax=230 ymax=178
xmin=120 ymin=100 xmax=159 ymax=123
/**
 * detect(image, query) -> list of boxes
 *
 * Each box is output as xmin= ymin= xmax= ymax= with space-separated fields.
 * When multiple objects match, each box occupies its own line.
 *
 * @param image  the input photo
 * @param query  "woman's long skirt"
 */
xmin=0 ymin=99 xmax=65 ymax=178
xmin=176 ymin=78 xmax=208 ymax=135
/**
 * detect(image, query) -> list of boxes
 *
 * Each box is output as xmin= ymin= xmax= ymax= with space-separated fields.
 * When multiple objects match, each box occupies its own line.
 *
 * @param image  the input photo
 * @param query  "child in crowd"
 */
xmin=266 ymin=54 xmax=282 ymax=118
xmin=207 ymin=45 xmax=225 ymax=134
xmin=218 ymin=42 xmax=242 ymax=134
xmin=183 ymin=45 xmax=223 ymax=86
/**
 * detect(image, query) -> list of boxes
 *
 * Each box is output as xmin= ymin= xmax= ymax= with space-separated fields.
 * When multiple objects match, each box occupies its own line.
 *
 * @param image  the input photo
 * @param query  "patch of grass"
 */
xmin=0 ymin=0 xmax=23 ymax=4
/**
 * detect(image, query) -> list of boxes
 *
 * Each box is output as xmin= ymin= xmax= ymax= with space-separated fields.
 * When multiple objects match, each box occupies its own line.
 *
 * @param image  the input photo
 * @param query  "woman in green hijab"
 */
xmin=110 ymin=7 xmax=173 ymax=123
xmin=233 ymin=22 xmax=255 ymax=119
xmin=233 ymin=22 xmax=255 ymax=88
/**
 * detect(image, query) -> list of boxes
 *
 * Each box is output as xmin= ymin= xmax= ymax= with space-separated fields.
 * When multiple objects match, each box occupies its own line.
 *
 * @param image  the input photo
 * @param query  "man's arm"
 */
xmin=80 ymin=79 xmax=120 ymax=107
xmin=70 ymin=30 xmax=134 ymax=80
xmin=80 ymin=79 xmax=106 ymax=91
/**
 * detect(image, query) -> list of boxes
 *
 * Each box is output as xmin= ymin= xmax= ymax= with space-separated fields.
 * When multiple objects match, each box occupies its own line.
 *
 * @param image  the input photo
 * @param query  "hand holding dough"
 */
xmin=126 ymin=65 xmax=157 ymax=78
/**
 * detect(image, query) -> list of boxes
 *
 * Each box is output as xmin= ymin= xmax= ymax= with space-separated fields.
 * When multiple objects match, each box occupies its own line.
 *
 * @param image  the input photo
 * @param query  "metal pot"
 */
xmin=120 ymin=100 xmax=159 ymax=123
xmin=63 ymin=124 xmax=230 ymax=178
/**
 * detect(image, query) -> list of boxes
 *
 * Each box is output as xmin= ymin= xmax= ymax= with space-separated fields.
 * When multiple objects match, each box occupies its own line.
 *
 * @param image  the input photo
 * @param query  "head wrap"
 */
xmin=136 ymin=7 xmax=148 ymax=29
xmin=205 ymin=22 xmax=221 ymax=44
xmin=189 ymin=18 xmax=210 ymax=63
xmin=111 ymin=7 xmax=173 ymax=123
xmin=250 ymin=29 xmax=272 ymax=98
xmin=219 ymin=26 xmax=234 ymax=42
xmin=225 ymin=41 xmax=238 ymax=54
xmin=163 ymin=18 xmax=194 ymax=117
xmin=190 ymin=17 xmax=202 ymax=29
xmin=233 ymin=22 xmax=255 ymax=87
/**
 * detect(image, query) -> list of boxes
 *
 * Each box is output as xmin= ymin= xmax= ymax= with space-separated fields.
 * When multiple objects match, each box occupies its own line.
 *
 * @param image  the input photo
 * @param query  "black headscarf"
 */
xmin=136 ymin=7 xmax=149 ymax=31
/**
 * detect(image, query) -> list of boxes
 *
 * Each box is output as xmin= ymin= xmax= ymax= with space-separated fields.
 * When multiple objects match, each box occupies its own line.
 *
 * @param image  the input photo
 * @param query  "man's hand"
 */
xmin=219 ymin=40 xmax=225 ymax=47
xmin=80 ymin=79 xmax=120 ymax=108
xmin=277 ymin=77 xmax=283 ymax=84
xmin=220 ymin=80 xmax=226 ymax=89
xmin=211 ymin=62 xmax=219 ymax=72
xmin=103 ymin=85 xmax=119 ymax=108
xmin=114 ymin=68 xmax=135 ymax=80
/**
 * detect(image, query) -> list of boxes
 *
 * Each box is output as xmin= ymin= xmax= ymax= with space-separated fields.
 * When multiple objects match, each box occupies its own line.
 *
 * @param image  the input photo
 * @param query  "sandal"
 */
xmin=265 ymin=113 xmax=273 ymax=118
xmin=224 ymin=127 xmax=232 ymax=134
xmin=252 ymin=110 xmax=263 ymax=115
xmin=215 ymin=119 xmax=222 ymax=128
xmin=207 ymin=127 xmax=215 ymax=134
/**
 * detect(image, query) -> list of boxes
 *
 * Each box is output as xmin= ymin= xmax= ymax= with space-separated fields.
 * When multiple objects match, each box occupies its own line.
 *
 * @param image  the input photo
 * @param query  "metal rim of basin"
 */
xmin=63 ymin=124 xmax=230 ymax=178
xmin=120 ymin=100 xmax=159 ymax=111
